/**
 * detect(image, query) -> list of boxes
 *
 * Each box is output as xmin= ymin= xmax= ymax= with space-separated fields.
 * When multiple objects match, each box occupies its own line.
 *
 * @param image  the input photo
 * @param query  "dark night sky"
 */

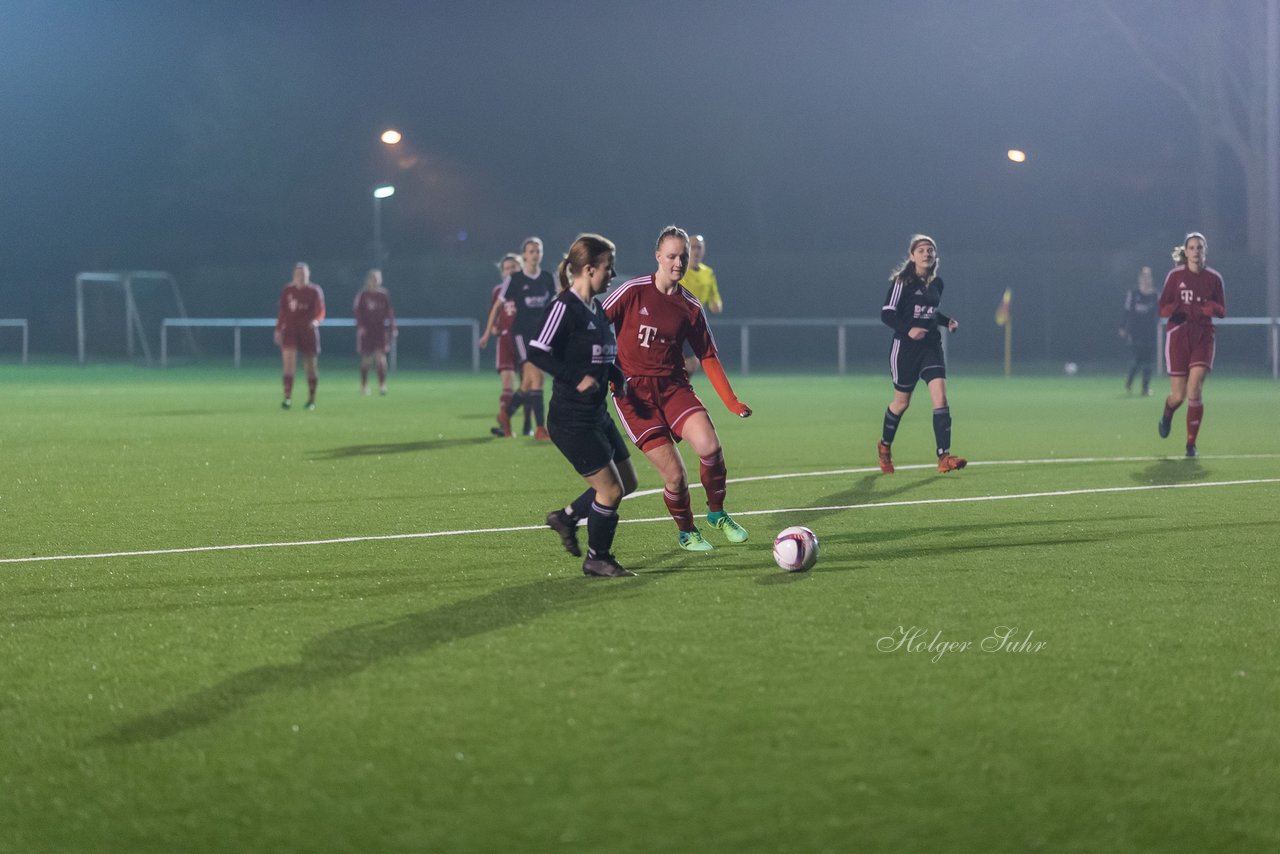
xmin=1 ymin=0 xmax=1215 ymax=293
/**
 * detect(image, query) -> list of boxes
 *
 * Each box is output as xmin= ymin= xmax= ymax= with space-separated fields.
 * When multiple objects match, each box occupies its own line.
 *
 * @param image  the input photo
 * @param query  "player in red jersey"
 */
xmin=274 ymin=262 xmax=326 ymax=410
xmin=1157 ymin=232 xmax=1226 ymax=457
xmin=601 ymin=225 xmax=752 ymax=552
xmin=479 ymin=253 xmax=523 ymax=436
xmin=353 ymin=268 xmax=397 ymax=396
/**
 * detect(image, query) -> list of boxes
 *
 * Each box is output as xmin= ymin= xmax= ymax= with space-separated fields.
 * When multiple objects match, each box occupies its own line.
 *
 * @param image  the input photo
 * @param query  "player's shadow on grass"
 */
xmin=92 ymin=575 xmax=655 ymax=746
xmin=799 ymin=474 xmax=936 ymax=526
xmin=1135 ymin=457 xmax=1207 ymax=485
xmin=312 ymin=437 xmax=493 ymax=458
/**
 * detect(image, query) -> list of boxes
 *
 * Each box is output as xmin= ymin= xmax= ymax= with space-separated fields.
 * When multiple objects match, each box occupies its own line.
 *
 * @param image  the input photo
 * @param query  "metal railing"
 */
xmin=160 ymin=318 xmax=481 ymax=370
xmin=710 ymin=318 xmax=886 ymax=375
xmin=1156 ymin=316 xmax=1280 ymax=378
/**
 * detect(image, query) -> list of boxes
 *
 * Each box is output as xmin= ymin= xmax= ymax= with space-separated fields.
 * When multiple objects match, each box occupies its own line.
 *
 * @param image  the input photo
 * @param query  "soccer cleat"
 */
xmin=1158 ymin=417 xmax=1171 ymax=438
xmin=582 ymin=553 xmax=634 ymax=577
xmin=1186 ymin=444 xmax=1197 ymax=458
xmin=379 ymin=386 xmax=387 ymax=396
xmin=490 ymin=426 xmax=505 ymax=437
xmin=937 ymin=454 xmax=967 ymax=473
xmin=546 ymin=510 xmax=581 ymax=557
xmin=877 ymin=440 xmax=895 ymax=474
xmin=281 ymin=398 xmax=291 ymax=410
xmin=304 ymin=399 xmax=316 ymax=411
xmin=534 ymin=426 xmax=551 ymax=441
xmin=361 ymin=385 xmax=370 ymax=396
xmin=523 ymin=426 xmax=535 ymax=437
xmin=707 ymin=511 xmax=748 ymax=543
xmin=678 ymin=528 xmax=714 ymax=551
xmin=496 ymin=409 xmax=513 ymax=438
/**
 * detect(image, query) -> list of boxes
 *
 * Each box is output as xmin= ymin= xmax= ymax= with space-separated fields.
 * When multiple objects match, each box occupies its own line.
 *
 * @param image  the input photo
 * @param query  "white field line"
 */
xmin=2 ymin=457 xmax=1278 ymax=566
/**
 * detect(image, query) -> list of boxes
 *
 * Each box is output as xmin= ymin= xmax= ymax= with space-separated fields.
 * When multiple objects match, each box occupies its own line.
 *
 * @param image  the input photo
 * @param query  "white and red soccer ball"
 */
xmin=773 ymin=526 xmax=819 ymax=572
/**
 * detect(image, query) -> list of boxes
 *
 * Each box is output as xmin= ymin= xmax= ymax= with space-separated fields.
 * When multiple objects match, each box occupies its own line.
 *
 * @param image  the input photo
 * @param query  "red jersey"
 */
xmin=489 ymin=283 xmax=516 ymax=336
xmin=1158 ymin=265 xmax=1225 ymax=328
xmin=601 ymin=275 xmax=717 ymax=381
xmin=277 ymin=283 xmax=326 ymax=333
xmin=353 ymin=288 xmax=396 ymax=333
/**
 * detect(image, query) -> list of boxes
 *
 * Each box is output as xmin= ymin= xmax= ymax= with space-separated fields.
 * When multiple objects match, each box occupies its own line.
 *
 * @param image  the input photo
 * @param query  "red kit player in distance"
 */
xmin=353 ymin=268 xmax=397 ymax=396
xmin=274 ymin=262 xmax=326 ymax=410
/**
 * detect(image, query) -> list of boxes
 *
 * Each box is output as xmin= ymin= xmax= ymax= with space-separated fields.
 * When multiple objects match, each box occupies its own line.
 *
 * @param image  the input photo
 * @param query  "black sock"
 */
xmin=882 ymin=408 xmax=902 ymax=445
xmin=531 ymin=389 xmax=545 ymax=427
xmin=568 ymin=488 xmax=594 ymax=521
xmin=586 ymin=499 xmax=620 ymax=558
xmin=932 ymin=406 xmax=952 ymax=457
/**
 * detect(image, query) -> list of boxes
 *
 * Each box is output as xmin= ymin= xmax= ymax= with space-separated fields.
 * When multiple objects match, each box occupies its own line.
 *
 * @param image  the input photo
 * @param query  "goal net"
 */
xmin=75 ymin=271 xmax=196 ymax=364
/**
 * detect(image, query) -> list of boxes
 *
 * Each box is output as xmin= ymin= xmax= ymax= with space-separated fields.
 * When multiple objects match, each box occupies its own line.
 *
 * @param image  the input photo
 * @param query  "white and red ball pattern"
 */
xmin=773 ymin=526 xmax=819 ymax=572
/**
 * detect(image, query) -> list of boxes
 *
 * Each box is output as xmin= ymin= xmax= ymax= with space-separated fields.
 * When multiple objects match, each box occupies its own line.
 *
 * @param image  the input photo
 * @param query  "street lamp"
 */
xmin=373 ymin=185 xmax=395 ymax=269
xmin=381 ymin=129 xmax=402 ymax=145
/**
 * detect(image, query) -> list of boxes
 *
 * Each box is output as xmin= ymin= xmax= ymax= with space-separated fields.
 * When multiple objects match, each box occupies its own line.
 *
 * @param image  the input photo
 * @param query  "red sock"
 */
xmin=377 ymin=364 xmax=386 ymax=385
xmin=1187 ymin=399 xmax=1204 ymax=444
xmin=663 ymin=487 xmax=695 ymax=532
xmin=360 ymin=367 xmax=368 ymax=385
xmin=307 ymin=375 xmax=318 ymax=400
xmin=699 ymin=450 xmax=727 ymax=513
xmin=500 ymin=389 xmax=513 ymax=413
xmin=283 ymin=373 xmax=294 ymax=398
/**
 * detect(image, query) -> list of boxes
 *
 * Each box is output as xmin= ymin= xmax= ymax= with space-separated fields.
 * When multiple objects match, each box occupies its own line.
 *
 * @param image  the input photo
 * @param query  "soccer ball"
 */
xmin=773 ymin=526 xmax=820 ymax=572
xmin=1064 ymin=361 xmax=1079 ymax=375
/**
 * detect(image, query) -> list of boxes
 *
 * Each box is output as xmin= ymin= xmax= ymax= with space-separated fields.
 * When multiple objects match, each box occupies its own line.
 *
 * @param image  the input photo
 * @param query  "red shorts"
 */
xmin=280 ymin=325 xmax=319 ymax=356
xmin=495 ymin=334 xmax=517 ymax=373
xmin=1164 ymin=322 xmax=1215 ymax=376
xmin=357 ymin=326 xmax=390 ymax=355
xmin=611 ymin=376 xmax=708 ymax=451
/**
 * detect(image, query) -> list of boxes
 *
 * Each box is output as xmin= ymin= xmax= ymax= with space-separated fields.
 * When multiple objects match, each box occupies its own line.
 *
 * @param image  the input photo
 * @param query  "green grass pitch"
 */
xmin=2 ymin=363 xmax=1277 ymax=852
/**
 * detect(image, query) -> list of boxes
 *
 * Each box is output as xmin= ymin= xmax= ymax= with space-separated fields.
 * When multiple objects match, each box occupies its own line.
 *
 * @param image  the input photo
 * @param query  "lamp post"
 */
xmin=373 ymin=184 xmax=395 ymax=269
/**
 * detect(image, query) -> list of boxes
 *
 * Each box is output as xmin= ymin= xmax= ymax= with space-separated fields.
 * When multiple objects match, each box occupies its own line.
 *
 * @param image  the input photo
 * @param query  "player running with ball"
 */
xmin=601 ymin=225 xmax=752 ymax=552
xmin=529 ymin=234 xmax=639 ymax=577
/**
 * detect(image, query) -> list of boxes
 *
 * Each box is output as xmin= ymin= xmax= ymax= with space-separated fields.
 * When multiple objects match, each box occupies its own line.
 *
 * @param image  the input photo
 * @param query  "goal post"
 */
xmin=76 ymin=271 xmax=196 ymax=365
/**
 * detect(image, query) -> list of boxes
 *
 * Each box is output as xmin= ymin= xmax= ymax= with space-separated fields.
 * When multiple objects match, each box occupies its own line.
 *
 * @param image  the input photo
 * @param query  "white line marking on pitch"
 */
xmin=2 ymin=458 xmax=1278 ymax=565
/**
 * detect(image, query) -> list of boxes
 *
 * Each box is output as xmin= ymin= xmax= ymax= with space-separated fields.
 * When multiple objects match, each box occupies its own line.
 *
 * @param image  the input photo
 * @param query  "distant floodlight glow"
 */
xmin=373 ymin=185 xmax=396 ymax=199
xmin=380 ymin=129 xmax=402 ymax=145
xmin=1007 ymin=149 xmax=1027 ymax=163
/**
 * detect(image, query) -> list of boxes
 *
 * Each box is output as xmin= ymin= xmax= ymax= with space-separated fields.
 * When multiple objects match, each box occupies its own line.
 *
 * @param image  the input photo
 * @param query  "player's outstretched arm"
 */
xmin=701 ymin=356 xmax=751 ymax=418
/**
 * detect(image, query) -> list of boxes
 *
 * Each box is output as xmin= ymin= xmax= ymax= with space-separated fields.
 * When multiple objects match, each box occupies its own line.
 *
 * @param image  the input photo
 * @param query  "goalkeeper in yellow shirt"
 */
xmin=681 ymin=233 xmax=723 ymax=373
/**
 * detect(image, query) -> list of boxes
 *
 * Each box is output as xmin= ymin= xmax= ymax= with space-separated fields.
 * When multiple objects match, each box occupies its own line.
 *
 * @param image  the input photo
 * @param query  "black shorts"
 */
xmin=890 ymin=337 xmax=945 ymax=392
xmin=548 ymin=412 xmax=631 ymax=477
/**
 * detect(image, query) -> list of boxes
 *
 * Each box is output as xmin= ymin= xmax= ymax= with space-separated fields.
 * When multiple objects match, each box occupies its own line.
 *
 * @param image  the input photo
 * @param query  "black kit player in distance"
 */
xmin=876 ymin=234 xmax=966 ymax=474
xmin=497 ymin=237 xmax=558 ymax=440
xmin=1119 ymin=265 xmax=1159 ymax=396
xmin=528 ymin=234 xmax=639 ymax=577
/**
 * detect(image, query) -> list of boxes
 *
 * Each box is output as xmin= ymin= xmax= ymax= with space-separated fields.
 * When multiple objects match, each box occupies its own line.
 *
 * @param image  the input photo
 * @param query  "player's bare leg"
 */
xmin=302 ymin=354 xmax=318 ymax=410
xmin=280 ymin=347 xmax=298 ymax=409
xmin=682 ymin=412 xmax=747 ymax=543
xmin=1183 ymin=366 xmax=1207 ymax=456
xmin=1160 ymin=374 xmax=1188 ymax=439
xmin=644 ymin=441 xmax=712 ymax=551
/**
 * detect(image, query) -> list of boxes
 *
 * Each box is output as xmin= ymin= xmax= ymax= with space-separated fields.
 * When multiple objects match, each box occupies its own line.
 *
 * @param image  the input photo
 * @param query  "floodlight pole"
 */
xmin=1266 ymin=0 xmax=1279 ymax=378
xmin=373 ymin=185 xmax=395 ymax=270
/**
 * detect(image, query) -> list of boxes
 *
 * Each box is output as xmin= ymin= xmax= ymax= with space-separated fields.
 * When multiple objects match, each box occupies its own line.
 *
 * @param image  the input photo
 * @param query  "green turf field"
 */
xmin=2 ymin=363 xmax=1277 ymax=852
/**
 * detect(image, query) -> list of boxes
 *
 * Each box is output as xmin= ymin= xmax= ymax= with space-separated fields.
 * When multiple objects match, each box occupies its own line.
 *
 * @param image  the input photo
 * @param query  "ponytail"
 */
xmin=557 ymin=256 xmax=572 ymax=292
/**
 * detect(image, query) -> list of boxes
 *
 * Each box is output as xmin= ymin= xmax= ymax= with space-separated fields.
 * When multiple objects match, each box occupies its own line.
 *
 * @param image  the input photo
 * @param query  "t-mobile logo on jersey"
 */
xmin=637 ymin=324 xmax=659 ymax=348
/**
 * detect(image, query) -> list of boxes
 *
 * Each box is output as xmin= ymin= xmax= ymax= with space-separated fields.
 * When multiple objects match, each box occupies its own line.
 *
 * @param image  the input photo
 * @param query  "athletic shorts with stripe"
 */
xmin=1164 ymin=322 xmax=1215 ymax=376
xmin=612 ymin=376 xmax=708 ymax=452
xmin=890 ymin=337 xmax=945 ymax=392
xmin=494 ymin=334 xmax=517 ymax=372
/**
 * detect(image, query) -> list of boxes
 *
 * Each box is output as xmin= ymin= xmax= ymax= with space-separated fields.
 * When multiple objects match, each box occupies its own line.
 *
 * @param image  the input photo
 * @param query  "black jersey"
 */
xmin=502 ymin=270 xmax=557 ymax=339
xmin=881 ymin=274 xmax=951 ymax=344
xmin=527 ymin=290 xmax=621 ymax=422
xmin=1122 ymin=288 xmax=1159 ymax=339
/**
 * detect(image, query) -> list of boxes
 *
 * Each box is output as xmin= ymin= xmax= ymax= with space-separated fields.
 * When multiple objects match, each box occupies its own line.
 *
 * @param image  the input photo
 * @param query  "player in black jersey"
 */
xmin=876 ymin=234 xmax=966 ymax=474
xmin=528 ymin=234 xmax=639 ymax=577
xmin=497 ymin=237 xmax=559 ymax=440
xmin=1119 ymin=266 xmax=1159 ymax=396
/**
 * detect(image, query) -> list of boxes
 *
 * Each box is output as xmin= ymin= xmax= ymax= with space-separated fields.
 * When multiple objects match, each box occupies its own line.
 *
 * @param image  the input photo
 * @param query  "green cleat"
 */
xmin=678 ymin=527 xmax=714 ymax=551
xmin=707 ymin=511 xmax=748 ymax=543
